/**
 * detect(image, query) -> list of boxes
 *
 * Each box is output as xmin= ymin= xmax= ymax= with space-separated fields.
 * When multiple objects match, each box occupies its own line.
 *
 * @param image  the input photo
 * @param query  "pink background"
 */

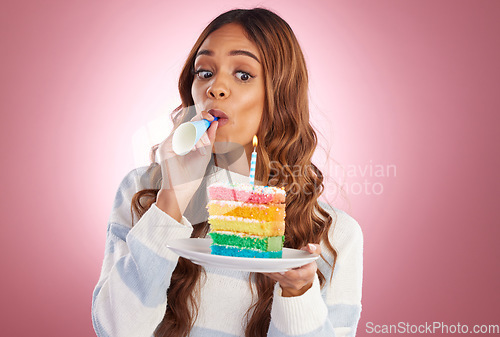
xmin=1 ymin=0 xmax=499 ymax=336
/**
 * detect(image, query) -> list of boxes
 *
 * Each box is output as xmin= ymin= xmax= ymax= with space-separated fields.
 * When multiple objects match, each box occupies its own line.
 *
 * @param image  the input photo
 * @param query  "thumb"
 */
xmin=206 ymin=120 xmax=219 ymax=143
xmin=300 ymin=243 xmax=321 ymax=255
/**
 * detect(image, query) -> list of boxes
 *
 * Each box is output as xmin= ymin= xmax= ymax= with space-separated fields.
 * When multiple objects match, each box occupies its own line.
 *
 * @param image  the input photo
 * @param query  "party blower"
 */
xmin=172 ymin=117 xmax=219 ymax=156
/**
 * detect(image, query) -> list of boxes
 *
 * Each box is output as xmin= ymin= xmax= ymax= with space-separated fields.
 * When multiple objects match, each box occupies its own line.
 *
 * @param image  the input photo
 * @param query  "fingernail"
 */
xmin=308 ymin=243 xmax=316 ymax=251
xmin=279 ymin=271 xmax=285 ymax=275
xmin=202 ymin=135 xmax=210 ymax=145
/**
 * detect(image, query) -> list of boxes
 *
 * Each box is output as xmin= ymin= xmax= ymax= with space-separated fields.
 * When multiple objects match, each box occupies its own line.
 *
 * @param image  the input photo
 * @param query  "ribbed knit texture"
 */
xmin=92 ymin=165 xmax=363 ymax=337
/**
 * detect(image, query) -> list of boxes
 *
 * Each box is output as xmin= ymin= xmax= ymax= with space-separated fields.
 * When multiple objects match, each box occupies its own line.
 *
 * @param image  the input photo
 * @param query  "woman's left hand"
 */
xmin=264 ymin=243 xmax=321 ymax=297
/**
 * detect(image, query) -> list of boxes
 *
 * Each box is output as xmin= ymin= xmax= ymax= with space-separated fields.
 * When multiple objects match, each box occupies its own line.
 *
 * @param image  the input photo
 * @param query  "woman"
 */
xmin=92 ymin=7 xmax=363 ymax=337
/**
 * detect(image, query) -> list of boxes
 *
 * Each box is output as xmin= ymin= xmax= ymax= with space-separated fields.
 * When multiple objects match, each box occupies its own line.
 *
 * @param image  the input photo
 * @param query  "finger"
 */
xmin=199 ymin=147 xmax=206 ymax=155
xmin=191 ymin=139 xmax=208 ymax=155
xmin=313 ymin=244 xmax=321 ymax=255
xmin=189 ymin=134 xmax=212 ymax=156
xmin=200 ymin=110 xmax=215 ymax=122
xmin=286 ymin=262 xmax=317 ymax=281
xmin=300 ymin=243 xmax=321 ymax=255
xmin=272 ymin=269 xmax=305 ymax=289
xmin=200 ymin=133 xmax=210 ymax=146
xmin=190 ymin=114 xmax=201 ymax=122
xmin=284 ymin=266 xmax=308 ymax=280
xmin=298 ymin=262 xmax=317 ymax=277
xmin=262 ymin=273 xmax=281 ymax=282
xmin=191 ymin=136 xmax=204 ymax=151
xmin=264 ymin=270 xmax=313 ymax=292
xmin=263 ymin=272 xmax=292 ymax=286
xmin=206 ymin=120 xmax=219 ymax=142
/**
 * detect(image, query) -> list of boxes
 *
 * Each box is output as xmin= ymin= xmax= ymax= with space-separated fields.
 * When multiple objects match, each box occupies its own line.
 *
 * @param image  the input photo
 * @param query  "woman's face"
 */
xmin=191 ymin=23 xmax=265 ymax=155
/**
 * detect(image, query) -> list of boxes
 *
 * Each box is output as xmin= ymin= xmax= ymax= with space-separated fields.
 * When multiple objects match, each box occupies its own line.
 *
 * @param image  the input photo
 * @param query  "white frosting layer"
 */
xmin=208 ymin=200 xmax=283 ymax=210
xmin=210 ymin=230 xmax=260 ymax=239
xmin=209 ymin=215 xmax=268 ymax=223
xmin=209 ymin=182 xmax=285 ymax=196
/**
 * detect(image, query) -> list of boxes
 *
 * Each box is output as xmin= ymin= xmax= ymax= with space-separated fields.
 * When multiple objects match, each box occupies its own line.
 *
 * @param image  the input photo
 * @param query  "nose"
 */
xmin=207 ymin=78 xmax=230 ymax=99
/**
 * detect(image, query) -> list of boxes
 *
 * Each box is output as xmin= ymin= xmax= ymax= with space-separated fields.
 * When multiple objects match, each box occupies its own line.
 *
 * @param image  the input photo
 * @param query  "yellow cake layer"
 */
xmin=207 ymin=200 xmax=285 ymax=222
xmin=208 ymin=216 xmax=285 ymax=236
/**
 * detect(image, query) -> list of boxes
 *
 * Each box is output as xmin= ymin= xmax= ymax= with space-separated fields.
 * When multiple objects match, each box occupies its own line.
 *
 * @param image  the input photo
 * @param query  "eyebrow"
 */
xmin=195 ymin=49 xmax=261 ymax=64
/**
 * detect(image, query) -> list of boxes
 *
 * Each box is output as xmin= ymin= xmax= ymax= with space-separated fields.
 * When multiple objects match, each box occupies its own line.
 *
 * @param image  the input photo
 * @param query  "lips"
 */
xmin=208 ymin=109 xmax=229 ymax=127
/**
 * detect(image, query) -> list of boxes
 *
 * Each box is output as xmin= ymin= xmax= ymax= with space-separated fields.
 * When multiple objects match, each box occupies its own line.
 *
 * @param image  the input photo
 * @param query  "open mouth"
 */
xmin=208 ymin=109 xmax=229 ymax=127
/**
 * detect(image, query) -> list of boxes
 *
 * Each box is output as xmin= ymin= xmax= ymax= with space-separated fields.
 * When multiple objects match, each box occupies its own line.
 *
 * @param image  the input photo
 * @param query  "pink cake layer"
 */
xmin=208 ymin=182 xmax=285 ymax=204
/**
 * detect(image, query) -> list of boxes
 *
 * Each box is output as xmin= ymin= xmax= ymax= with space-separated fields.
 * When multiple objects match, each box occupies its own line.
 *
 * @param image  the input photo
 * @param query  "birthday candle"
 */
xmin=249 ymin=135 xmax=258 ymax=186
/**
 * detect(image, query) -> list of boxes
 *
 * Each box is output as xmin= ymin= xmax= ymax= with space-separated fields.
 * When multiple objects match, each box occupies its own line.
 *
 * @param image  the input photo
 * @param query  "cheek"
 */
xmin=249 ymin=88 xmax=265 ymax=127
xmin=239 ymin=97 xmax=264 ymax=135
xmin=191 ymin=86 xmax=198 ymax=101
xmin=191 ymin=83 xmax=204 ymax=103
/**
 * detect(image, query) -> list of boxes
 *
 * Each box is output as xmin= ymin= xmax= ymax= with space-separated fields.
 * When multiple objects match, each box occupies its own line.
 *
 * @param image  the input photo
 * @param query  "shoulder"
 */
xmin=318 ymin=200 xmax=363 ymax=253
xmin=117 ymin=165 xmax=157 ymax=193
xmin=107 ymin=164 xmax=158 ymax=227
xmin=113 ymin=164 xmax=162 ymax=201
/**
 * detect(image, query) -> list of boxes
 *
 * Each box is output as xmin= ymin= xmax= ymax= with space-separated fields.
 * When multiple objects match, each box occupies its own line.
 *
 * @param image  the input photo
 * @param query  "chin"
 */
xmin=212 ymin=140 xmax=245 ymax=155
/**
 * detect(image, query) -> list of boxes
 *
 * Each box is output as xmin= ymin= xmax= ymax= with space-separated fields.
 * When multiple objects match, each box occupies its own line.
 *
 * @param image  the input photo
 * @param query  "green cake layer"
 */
xmin=209 ymin=232 xmax=284 ymax=252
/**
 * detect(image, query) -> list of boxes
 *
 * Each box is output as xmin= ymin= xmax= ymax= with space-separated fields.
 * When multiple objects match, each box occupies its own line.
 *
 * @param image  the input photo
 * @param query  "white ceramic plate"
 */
xmin=167 ymin=238 xmax=319 ymax=273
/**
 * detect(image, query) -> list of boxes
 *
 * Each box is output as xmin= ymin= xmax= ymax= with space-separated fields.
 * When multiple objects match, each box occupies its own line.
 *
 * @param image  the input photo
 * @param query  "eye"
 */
xmin=194 ymin=69 xmax=213 ymax=79
xmin=235 ymin=71 xmax=254 ymax=82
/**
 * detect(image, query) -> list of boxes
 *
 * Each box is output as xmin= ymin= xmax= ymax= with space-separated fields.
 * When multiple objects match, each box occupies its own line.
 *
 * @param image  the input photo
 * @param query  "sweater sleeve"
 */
xmin=91 ymin=168 xmax=193 ymax=337
xmin=268 ymin=207 xmax=363 ymax=337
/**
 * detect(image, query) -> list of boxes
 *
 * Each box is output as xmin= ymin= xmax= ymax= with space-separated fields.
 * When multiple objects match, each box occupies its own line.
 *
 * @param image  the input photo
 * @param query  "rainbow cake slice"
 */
xmin=207 ymin=182 xmax=286 ymax=258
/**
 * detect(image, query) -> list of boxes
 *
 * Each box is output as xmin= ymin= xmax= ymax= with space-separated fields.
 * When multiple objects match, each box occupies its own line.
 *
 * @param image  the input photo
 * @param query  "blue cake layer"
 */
xmin=211 ymin=245 xmax=282 ymax=258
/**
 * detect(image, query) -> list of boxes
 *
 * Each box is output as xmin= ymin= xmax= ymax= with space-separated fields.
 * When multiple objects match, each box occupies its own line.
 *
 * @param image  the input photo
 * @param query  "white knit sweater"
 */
xmin=92 ymin=165 xmax=363 ymax=336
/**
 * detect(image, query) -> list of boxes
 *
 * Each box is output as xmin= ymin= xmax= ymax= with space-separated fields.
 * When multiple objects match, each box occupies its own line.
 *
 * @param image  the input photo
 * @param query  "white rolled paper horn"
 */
xmin=172 ymin=117 xmax=218 ymax=156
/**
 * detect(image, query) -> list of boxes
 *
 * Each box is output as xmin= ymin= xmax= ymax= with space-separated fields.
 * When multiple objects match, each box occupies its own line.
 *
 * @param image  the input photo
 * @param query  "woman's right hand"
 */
xmin=156 ymin=111 xmax=218 ymax=219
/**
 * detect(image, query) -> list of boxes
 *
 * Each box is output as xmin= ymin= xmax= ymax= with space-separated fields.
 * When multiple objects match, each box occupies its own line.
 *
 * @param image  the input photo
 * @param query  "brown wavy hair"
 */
xmin=130 ymin=8 xmax=337 ymax=337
